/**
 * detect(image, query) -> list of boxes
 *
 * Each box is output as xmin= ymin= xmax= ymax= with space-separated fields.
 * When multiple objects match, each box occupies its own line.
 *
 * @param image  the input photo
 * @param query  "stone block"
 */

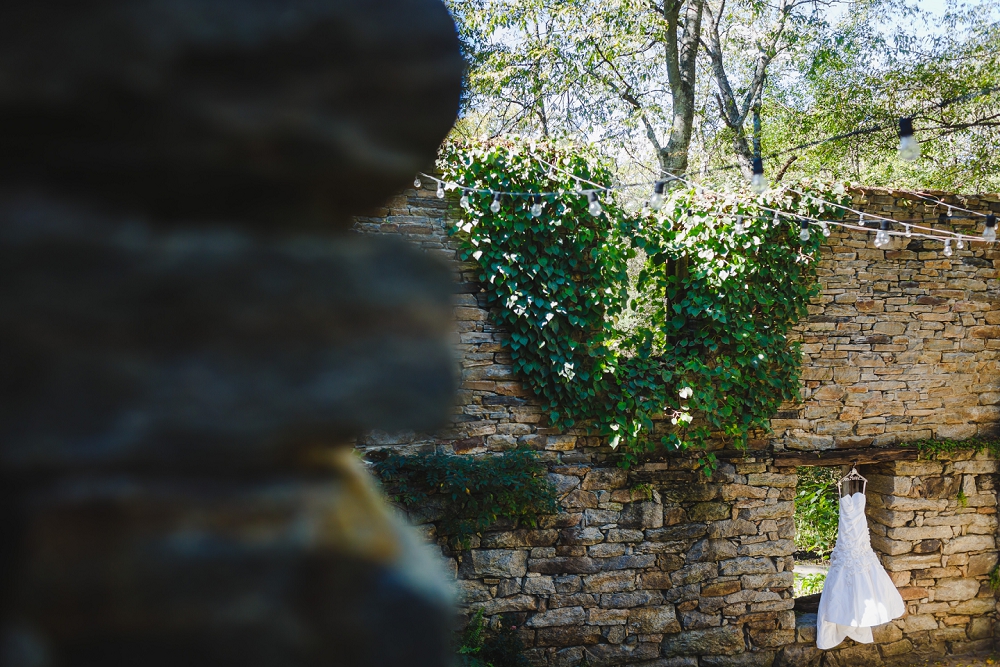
xmin=641 ymin=571 xmax=674 ymax=590
xmin=582 ymin=642 xmax=659 ymax=666
xmin=523 ymin=575 xmax=556 ymax=595
xmin=471 ymin=549 xmax=528 ymax=578
xmin=701 ymin=652 xmax=777 ymax=667
xmin=902 ymin=614 xmax=939 ymax=632
xmin=774 ymin=645 xmax=822 ymax=667
xmin=628 ymin=606 xmax=681 ymax=633
xmin=534 ymin=625 xmax=602 ymax=647
xmin=738 ymin=502 xmax=794 ymax=522
xmin=586 ymin=608 xmax=629 ymax=625
xmin=882 ymin=553 xmax=941 ymax=571
xmin=660 ymin=626 xmax=746 ymax=657
xmin=606 ymin=528 xmax=645 ymax=543
xmin=868 ymin=508 xmax=914 ymax=528
xmin=472 ymin=594 xmax=540 ymax=615
xmin=719 ymin=557 xmax=776 ymax=576
xmin=690 ymin=502 xmax=732 ymax=522
xmin=933 ymin=577 xmax=981 ymax=601
xmin=942 ymin=534 xmax=995 ymax=554
xmin=581 ymin=570 xmax=636 ymax=593
xmin=967 ymin=552 xmax=998 ymax=576
xmin=701 ymin=580 xmax=742 ymax=597
xmin=670 ymin=562 xmax=719 ymax=586
xmin=680 ymin=609 xmax=722 ymax=630
xmin=620 ymin=501 xmax=665 ymax=529
xmin=706 ymin=519 xmax=758 ymax=539
xmin=547 ymin=473 xmax=581 ymax=496
xmin=746 ymin=473 xmax=796 ymax=488
xmin=581 ymin=469 xmax=627 ymax=490
xmin=647 ymin=523 xmax=708 ymax=541
xmin=687 ymin=539 xmax=738 ymax=562
xmin=885 ymin=526 xmax=953 ymax=541
xmin=526 ymin=606 xmax=586 ymax=627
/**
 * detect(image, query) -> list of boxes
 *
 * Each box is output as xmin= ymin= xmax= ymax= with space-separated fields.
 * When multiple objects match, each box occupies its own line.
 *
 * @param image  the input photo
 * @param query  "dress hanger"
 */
xmin=837 ymin=463 xmax=867 ymax=498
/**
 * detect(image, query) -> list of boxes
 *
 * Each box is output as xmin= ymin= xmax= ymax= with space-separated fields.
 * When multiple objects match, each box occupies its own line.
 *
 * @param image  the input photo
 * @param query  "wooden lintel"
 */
xmin=773 ymin=447 xmax=920 ymax=468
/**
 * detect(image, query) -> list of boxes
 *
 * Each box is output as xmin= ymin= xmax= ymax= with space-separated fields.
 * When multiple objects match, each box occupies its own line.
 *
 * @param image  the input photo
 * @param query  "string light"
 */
xmin=898 ymin=118 xmax=920 ymax=162
xmin=985 ymin=214 xmax=997 ymax=242
xmin=414 ymin=176 xmax=422 ymax=188
xmin=650 ymin=180 xmax=667 ymax=211
xmin=436 ymin=182 xmax=445 ymax=199
xmin=943 ymin=239 xmax=953 ymax=256
xmin=820 ymin=222 xmax=831 ymax=237
xmin=799 ymin=220 xmax=810 ymax=242
xmin=874 ymin=220 xmax=891 ymax=247
xmin=530 ymin=195 xmax=543 ymax=218
xmin=490 ymin=193 xmax=501 ymax=214
xmin=460 ymin=193 xmax=470 ymax=208
xmin=750 ymin=158 xmax=768 ymax=194
xmin=588 ymin=192 xmax=603 ymax=217
xmin=734 ymin=215 xmax=745 ymax=234
xmin=905 ymin=224 xmax=912 ymax=238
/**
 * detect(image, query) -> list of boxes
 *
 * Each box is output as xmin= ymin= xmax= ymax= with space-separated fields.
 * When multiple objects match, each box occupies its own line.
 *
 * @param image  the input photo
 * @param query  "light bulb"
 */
xmin=650 ymin=180 xmax=666 ymax=211
xmin=490 ymin=194 xmax=501 ymax=214
xmin=588 ymin=192 xmax=602 ymax=217
xmin=898 ymin=118 xmax=920 ymax=162
xmin=875 ymin=220 xmax=891 ymax=248
xmin=905 ymin=225 xmax=912 ymax=238
xmin=734 ymin=215 xmax=744 ymax=234
xmin=799 ymin=222 xmax=810 ymax=242
xmin=460 ymin=193 xmax=470 ymax=209
xmin=413 ymin=176 xmax=421 ymax=188
xmin=985 ymin=214 xmax=998 ymax=241
xmin=436 ymin=183 xmax=445 ymax=199
xmin=943 ymin=239 xmax=953 ymax=257
xmin=750 ymin=157 xmax=768 ymax=194
xmin=821 ymin=222 xmax=831 ymax=237
xmin=957 ymin=238 xmax=964 ymax=250
xmin=530 ymin=195 xmax=543 ymax=218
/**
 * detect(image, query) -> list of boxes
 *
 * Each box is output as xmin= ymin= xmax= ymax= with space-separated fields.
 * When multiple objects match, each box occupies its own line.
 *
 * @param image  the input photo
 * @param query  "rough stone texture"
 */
xmin=357 ymin=186 xmax=1000 ymax=665
xmin=0 ymin=2 xmax=464 ymax=666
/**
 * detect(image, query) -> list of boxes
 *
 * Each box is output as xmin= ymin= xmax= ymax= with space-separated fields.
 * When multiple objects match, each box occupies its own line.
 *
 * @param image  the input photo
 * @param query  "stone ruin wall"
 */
xmin=354 ymin=185 xmax=1000 ymax=666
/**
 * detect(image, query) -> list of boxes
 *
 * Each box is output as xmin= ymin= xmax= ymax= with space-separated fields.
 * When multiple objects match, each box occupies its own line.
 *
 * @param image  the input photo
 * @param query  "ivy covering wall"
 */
xmin=438 ymin=140 xmax=851 ymax=467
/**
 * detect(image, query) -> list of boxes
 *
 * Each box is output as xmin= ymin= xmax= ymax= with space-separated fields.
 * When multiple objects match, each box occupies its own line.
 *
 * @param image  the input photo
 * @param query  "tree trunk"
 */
xmin=658 ymin=0 xmax=706 ymax=180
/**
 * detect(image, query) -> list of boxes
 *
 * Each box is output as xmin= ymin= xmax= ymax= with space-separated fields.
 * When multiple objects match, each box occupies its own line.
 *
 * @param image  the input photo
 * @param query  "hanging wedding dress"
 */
xmin=816 ymin=469 xmax=905 ymax=650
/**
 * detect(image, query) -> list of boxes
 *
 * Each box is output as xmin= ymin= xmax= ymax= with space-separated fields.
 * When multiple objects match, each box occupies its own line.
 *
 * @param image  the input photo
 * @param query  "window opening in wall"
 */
xmin=793 ymin=466 xmax=839 ymax=599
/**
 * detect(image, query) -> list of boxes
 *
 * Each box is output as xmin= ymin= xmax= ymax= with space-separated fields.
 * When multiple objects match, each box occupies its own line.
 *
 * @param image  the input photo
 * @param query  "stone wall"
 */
xmin=778 ymin=190 xmax=1000 ymax=451
xmin=354 ymin=184 xmax=1000 ymax=666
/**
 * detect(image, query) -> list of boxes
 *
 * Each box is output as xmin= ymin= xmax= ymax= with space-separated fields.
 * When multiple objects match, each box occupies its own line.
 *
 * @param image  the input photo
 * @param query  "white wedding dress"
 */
xmin=816 ymin=491 xmax=905 ymax=649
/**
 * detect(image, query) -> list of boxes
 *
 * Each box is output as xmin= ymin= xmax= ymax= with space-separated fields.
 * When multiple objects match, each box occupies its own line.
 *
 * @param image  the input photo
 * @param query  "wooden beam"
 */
xmin=774 ymin=447 xmax=920 ymax=468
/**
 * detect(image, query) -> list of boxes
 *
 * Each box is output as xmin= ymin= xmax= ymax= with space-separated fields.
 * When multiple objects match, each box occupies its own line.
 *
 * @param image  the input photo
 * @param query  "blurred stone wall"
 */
xmin=354 ymin=184 xmax=1000 ymax=666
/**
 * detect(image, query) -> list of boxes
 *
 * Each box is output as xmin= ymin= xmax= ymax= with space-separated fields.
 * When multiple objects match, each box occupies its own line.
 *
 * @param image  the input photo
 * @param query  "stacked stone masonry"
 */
xmin=355 ymin=185 xmax=1000 ymax=666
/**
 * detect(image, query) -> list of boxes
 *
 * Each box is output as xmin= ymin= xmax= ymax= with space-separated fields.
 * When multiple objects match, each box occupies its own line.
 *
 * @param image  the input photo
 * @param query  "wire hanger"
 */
xmin=837 ymin=462 xmax=867 ymax=498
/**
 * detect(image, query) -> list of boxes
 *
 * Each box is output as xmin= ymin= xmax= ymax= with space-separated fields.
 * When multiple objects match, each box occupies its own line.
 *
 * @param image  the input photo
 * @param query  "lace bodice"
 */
xmin=828 ymin=492 xmax=881 ymax=571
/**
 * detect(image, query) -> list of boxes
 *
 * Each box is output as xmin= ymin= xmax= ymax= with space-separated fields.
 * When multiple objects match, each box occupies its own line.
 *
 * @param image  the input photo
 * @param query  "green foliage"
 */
xmin=794 ymin=571 xmax=827 ymax=597
xmin=794 ymin=466 xmax=840 ymax=558
xmin=631 ymin=483 xmax=654 ymax=501
xmin=439 ymin=139 xmax=850 ymax=467
xmin=372 ymin=446 xmax=558 ymax=547
xmin=989 ymin=565 xmax=1000 ymax=593
xmin=458 ymin=610 xmax=529 ymax=667
xmin=957 ymin=489 xmax=969 ymax=507
xmin=908 ymin=437 xmax=1000 ymax=460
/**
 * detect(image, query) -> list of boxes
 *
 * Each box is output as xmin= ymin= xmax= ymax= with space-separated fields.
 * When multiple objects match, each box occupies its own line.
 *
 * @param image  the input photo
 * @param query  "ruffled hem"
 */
xmin=816 ymin=560 xmax=905 ymax=650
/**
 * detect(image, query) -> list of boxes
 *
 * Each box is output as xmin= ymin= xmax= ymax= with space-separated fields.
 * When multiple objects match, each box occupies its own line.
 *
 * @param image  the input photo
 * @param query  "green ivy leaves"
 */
xmin=439 ymin=139 xmax=850 ymax=469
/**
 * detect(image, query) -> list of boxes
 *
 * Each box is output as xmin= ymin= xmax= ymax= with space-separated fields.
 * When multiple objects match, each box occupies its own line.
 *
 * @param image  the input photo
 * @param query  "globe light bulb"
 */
xmin=943 ymin=239 xmax=953 ymax=257
xmin=875 ymin=220 xmax=891 ymax=248
xmin=436 ymin=183 xmax=445 ymax=199
xmin=460 ymin=193 xmax=470 ymax=209
xmin=750 ymin=158 xmax=768 ymax=194
xmin=734 ymin=215 xmax=745 ymax=235
xmin=898 ymin=118 xmax=920 ymax=162
xmin=650 ymin=180 xmax=666 ymax=211
xmin=984 ymin=214 xmax=998 ymax=241
xmin=821 ymin=222 xmax=831 ymax=237
xmin=588 ymin=192 xmax=602 ymax=217
xmin=413 ymin=176 xmax=421 ymax=188
xmin=490 ymin=193 xmax=501 ymax=214
xmin=799 ymin=222 xmax=810 ymax=242
xmin=957 ymin=238 xmax=964 ymax=250
xmin=530 ymin=195 xmax=543 ymax=218
xmin=904 ymin=225 xmax=912 ymax=238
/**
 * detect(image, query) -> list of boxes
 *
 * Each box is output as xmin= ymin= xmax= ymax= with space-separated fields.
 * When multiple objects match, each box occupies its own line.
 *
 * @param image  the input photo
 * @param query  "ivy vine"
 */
xmin=438 ymin=139 xmax=851 ymax=467
xmin=372 ymin=447 xmax=558 ymax=547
